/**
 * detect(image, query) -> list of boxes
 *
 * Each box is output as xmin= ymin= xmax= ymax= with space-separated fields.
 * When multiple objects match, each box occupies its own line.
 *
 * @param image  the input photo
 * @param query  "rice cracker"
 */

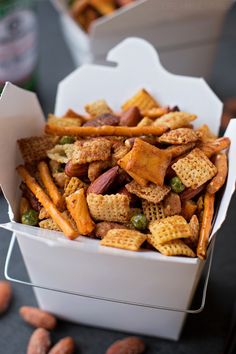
xmin=172 ymin=148 xmax=217 ymax=189
xmin=126 ymin=180 xmax=170 ymax=203
xmin=18 ymin=136 xmax=58 ymax=163
xmin=122 ymin=89 xmax=159 ymax=112
xmin=153 ymin=111 xmax=196 ymax=129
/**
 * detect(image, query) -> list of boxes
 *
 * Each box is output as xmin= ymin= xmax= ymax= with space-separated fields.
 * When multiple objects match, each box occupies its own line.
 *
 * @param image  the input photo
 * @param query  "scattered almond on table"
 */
xmin=26 ymin=328 xmax=51 ymax=354
xmin=105 ymin=336 xmax=145 ymax=354
xmin=19 ymin=306 xmax=57 ymax=330
xmin=0 ymin=280 xmax=12 ymax=314
xmin=48 ymin=337 xmax=75 ymax=354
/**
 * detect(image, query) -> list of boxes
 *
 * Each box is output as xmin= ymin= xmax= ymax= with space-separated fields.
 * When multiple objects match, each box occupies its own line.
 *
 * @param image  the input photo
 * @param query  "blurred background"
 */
xmin=0 ymin=1 xmax=236 ymax=353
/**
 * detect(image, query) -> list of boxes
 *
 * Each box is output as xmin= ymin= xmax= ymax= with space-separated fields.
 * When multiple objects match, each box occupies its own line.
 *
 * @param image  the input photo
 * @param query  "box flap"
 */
xmin=0 ymin=83 xmax=45 ymax=220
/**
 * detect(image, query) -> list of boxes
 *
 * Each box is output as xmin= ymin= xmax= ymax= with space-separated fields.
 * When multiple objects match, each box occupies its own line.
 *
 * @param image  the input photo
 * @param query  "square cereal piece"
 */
xmin=172 ymin=148 xmax=217 ymax=189
xmin=137 ymin=117 xmax=153 ymax=127
xmin=72 ymin=138 xmax=112 ymax=164
xmin=147 ymin=237 xmax=195 ymax=257
xmin=126 ymin=180 xmax=170 ymax=204
xmin=48 ymin=114 xmax=83 ymax=127
xmin=85 ymin=99 xmax=113 ymax=117
xmin=153 ymin=112 xmax=196 ymax=129
xmin=101 ymin=229 xmax=147 ymax=251
xmin=118 ymin=150 xmax=148 ymax=187
xmin=149 ymin=215 xmax=192 ymax=244
xmin=64 ymin=177 xmax=87 ymax=197
xmin=87 ymin=193 xmax=131 ymax=223
xmin=142 ymin=200 xmax=165 ymax=222
xmin=18 ymin=136 xmax=58 ymax=163
xmin=126 ymin=138 xmax=172 ymax=186
xmin=158 ymin=128 xmax=199 ymax=145
xmin=185 ymin=214 xmax=200 ymax=249
xmin=47 ymin=144 xmax=74 ymax=163
xmin=122 ymin=89 xmax=159 ymax=112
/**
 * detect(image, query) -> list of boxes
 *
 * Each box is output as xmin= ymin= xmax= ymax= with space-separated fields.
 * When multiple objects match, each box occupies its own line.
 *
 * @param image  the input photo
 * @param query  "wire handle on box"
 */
xmin=4 ymin=233 xmax=216 ymax=314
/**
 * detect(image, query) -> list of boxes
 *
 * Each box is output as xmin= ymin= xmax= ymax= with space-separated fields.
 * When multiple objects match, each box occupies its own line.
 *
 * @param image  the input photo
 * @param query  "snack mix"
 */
xmin=17 ymin=88 xmax=230 ymax=260
xmin=68 ymin=0 xmax=137 ymax=32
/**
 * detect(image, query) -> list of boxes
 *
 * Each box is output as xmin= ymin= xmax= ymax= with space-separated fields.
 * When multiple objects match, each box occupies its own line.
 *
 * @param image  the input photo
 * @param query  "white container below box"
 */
xmin=0 ymin=38 xmax=236 ymax=340
xmin=53 ymin=0 xmax=232 ymax=78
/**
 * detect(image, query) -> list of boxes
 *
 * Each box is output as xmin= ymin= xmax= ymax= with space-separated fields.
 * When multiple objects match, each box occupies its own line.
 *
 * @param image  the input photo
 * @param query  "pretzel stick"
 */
xmin=207 ymin=153 xmax=228 ymax=194
xmin=16 ymin=165 xmax=78 ymax=240
xmin=45 ymin=124 xmax=168 ymax=137
xmin=66 ymin=188 xmax=95 ymax=235
xmin=199 ymin=137 xmax=230 ymax=158
xmin=197 ymin=192 xmax=215 ymax=260
xmin=38 ymin=161 xmax=65 ymax=211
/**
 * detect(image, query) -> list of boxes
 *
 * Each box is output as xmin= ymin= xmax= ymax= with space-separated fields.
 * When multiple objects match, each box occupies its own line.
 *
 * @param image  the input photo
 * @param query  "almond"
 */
xmin=95 ymin=222 xmax=128 ymax=239
xmin=0 ymin=280 xmax=12 ymax=314
xmin=87 ymin=166 xmax=119 ymax=194
xmin=120 ymin=107 xmax=142 ymax=126
xmin=83 ymin=113 xmax=120 ymax=127
xmin=19 ymin=306 xmax=57 ymax=330
xmin=27 ymin=328 xmax=51 ymax=354
xmin=65 ymin=160 xmax=88 ymax=177
xmin=106 ymin=336 xmax=145 ymax=354
xmin=48 ymin=337 xmax=75 ymax=354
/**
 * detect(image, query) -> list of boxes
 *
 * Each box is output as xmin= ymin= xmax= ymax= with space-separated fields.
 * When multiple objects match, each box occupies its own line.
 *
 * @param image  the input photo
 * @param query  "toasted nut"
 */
xmin=163 ymin=192 xmax=181 ymax=216
xmin=120 ymin=107 xmax=142 ymax=126
xmin=27 ymin=328 xmax=51 ymax=354
xmin=65 ymin=160 xmax=88 ymax=177
xmin=83 ymin=113 xmax=120 ymax=127
xmin=95 ymin=222 xmax=129 ymax=239
xmin=19 ymin=306 xmax=57 ymax=330
xmin=48 ymin=337 xmax=75 ymax=354
xmin=87 ymin=166 xmax=119 ymax=194
xmin=180 ymin=184 xmax=206 ymax=201
xmin=106 ymin=336 xmax=145 ymax=354
xmin=20 ymin=182 xmax=41 ymax=211
xmin=0 ymin=281 xmax=12 ymax=314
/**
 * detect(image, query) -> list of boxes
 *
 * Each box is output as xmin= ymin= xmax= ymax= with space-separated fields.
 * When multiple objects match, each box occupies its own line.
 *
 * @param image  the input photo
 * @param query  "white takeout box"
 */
xmin=52 ymin=0 xmax=232 ymax=78
xmin=0 ymin=38 xmax=236 ymax=340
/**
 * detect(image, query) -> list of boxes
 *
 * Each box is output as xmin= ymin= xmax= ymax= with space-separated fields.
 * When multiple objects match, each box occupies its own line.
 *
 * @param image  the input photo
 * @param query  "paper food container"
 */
xmin=52 ymin=0 xmax=232 ymax=78
xmin=0 ymin=38 xmax=236 ymax=341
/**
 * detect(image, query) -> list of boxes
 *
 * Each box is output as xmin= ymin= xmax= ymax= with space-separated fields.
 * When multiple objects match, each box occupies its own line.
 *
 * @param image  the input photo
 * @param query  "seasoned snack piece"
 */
xmin=38 ymin=161 xmax=65 ymax=211
xmin=126 ymin=138 xmax=172 ymax=186
xmin=17 ymin=166 xmax=78 ymax=239
xmin=130 ymin=213 xmax=148 ymax=231
xmin=48 ymin=337 xmax=75 ymax=354
xmin=126 ymin=180 xmax=171 ymax=203
xmin=149 ymin=215 xmax=192 ymax=244
xmin=185 ymin=214 xmax=200 ymax=249
xmin=53 ymin=172 xmax=69 ymax=189
xmin=64 ymin=177 xmax=87 ymax=197
xmin=72 ymin=138 xmax=112 ymax=164
xmin=47 ymin=144 xmax=74 ymax=163
xmin=39 ymin=217 xmax=61 ymax=231
xmin=197 ymin=192 xmax=215 ymax=260
xmin=120 ymin=107 xmax=142 ymax=126
xmin=45 ymin=124 xmax=168 ymax=137
xmin=66 ymin=188 xmax=95 ymax=235
xmin=65 ymin=160 xmax=88 ymax=178
xmin=101 ymin=229 xmax=146 ymax=251
xmin=181 ymin=199 xmax=197 ymax=221
xmin=95 ymin=222 xmax=129 ymax=239
xmin=89 ymin=0 xmax=116 ymax=15
xmin=87 ymin=166 xmax=119 ymax=194
xmin=38 ymin=207 xmax=50 ymax=220
xmin=112 ymin=141 xmax=130 ymax=164
xmin=165 ymin=142 xmax=195 ymax=158
xmin=83 ymin=113 xmax=120 ymax=127
xmin=18 ymin=136 xmax=58 ymax=163
xmin=87 ymin=193 xmax=131 ymax=222
xmin=159 ymin=128 xmax=199 ymax=145
xmin=48 ymin=114 xmax=83 ymax=127
xmin=147 ymin=237 xmax=195 ymax=257
xmin=198 ymin=137 xmax=230 ymax=158
xmin=163 ymin=192 xmax=181 ymax=216
xmin=207 ymin=153 xmax=228 ymax=194
xmin=63 ymin=108 xmax=87 ymax=121
xmin=118 ymin=150 xmax=148 ymax=186
xmin=20 ymin=182 xmax=41 ymax=211
xmin=180 ymin=183 xmax=206 ymax=201
xmin=142 ymin=200 xmax=165 ymax=222
xmin=137 ymin=117 xmax=153 ymax=127
xmin=196 ymin=124 xmax=216 ymax=143
xmin=88 ymin=160 xmax=111 ymax=181
xmin=122 ymin=89 xmax=159 ymax=112
xmin=141 ymin=106 xmax=169 ymax=118
xmin=153 ymin=111 xmax=196 ymax=129
xmin=172 ymin=148 xmax=217 ymax=189
xmin=85 ymin=99 xmax=113 ymax=117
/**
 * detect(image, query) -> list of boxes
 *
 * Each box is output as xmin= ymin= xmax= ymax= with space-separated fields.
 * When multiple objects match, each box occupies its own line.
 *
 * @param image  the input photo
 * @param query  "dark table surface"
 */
xmin=0 ymin=1 xmax=236 ymax=353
